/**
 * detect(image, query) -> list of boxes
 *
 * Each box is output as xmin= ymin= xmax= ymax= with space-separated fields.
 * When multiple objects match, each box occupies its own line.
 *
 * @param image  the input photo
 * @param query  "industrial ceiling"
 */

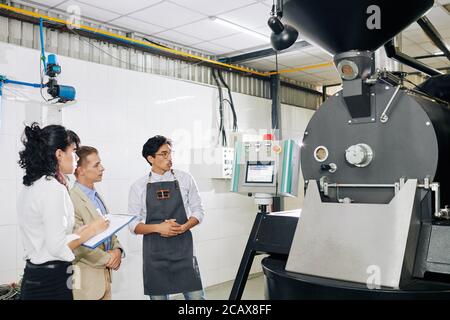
xmin=12 ymin=0 xmax=450 ymax=86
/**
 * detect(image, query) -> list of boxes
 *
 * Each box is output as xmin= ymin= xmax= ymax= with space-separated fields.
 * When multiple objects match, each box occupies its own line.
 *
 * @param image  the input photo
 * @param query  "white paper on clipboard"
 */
xmin=82 ymin=214 xmax=137 ymax=249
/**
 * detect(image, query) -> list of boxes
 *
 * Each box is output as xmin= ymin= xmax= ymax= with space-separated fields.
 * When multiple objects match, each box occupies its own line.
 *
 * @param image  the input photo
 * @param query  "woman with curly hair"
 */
xmin=17 ymin=122 xmax=109 ymax=300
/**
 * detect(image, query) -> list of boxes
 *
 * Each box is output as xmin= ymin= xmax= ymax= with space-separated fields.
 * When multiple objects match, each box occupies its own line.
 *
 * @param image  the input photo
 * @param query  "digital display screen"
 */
xmin=245 ymin=161 xmax=274 ymax=183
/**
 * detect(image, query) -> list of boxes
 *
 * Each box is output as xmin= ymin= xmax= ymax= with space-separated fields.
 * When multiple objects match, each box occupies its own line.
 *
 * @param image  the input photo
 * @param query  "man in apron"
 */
xmin=128 ymin=135 xmax=205 ymax=300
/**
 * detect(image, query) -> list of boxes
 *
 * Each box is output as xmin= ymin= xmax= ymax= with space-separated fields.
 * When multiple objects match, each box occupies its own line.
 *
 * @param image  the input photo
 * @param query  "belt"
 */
xmin=26 ymin=260 xmax=71 ymax=269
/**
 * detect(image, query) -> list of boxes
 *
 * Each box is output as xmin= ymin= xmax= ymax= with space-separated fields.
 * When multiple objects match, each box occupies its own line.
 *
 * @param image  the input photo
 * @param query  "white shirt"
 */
xmin=17 ymin=176 xmax=80 ymax=264
xmin=128 ymin=169 xmax=205 ymax=234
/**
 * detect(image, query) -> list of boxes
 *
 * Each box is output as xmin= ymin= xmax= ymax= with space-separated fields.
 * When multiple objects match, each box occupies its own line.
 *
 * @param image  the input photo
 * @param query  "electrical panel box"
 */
xmin=230 ymin=139 xmax=300 ymax=197
xmin=210 ymin=147 xmax=234 ymax=179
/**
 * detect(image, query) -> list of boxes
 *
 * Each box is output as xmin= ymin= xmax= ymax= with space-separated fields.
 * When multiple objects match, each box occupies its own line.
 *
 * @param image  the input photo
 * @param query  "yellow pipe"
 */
xmin=0 ymin=3 xmax=334 ymax=78
xmin=268 ymin=62 xmax=334 ymax=75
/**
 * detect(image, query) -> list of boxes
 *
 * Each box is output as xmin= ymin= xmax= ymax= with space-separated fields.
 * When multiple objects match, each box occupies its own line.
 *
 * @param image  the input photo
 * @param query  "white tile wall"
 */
xmin=0 ymin=226 xmax=17 ymax=274
xmin=0 ymin=135 xmax=17 ymax=180
xmin=196 ymin=239 xmax=221 ymax=274
xmin=0 ymin=98 xmax=17 ymax=136
xmin=219 ymin=235 xmax=249 ymax=271
xmin=0 ymin=41 xmax=315 ymax=298
xmin=0 ymin=269 xmax=17 ymax=285
xmin=193 ymin=208 xmax=221 ymax=242
xmin=16 ymin=227 xmax=25 ymax=272
xmin=0 ymin=179 xmax=17 ymax=225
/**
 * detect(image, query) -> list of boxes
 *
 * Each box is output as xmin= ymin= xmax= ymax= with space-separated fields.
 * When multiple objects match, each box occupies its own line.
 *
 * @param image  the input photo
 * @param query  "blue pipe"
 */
xmin=39 ymin=18 xmax=47 ymax=70
xmin=4 ymin=79 xmax=43 ymax=88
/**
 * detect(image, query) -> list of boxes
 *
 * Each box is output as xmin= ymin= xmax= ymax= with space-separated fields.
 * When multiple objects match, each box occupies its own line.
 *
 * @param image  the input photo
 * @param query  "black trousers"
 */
xmin=20 ymin=260 xmax=73 ymax=300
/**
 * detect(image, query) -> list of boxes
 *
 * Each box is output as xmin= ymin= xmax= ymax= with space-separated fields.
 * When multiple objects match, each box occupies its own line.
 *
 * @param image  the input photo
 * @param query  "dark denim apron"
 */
xmin=143 ymin=171 xmax=202 ymax=295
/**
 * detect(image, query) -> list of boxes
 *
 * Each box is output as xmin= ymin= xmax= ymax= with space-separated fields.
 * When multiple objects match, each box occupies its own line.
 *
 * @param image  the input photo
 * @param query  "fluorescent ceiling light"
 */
xmin=210 ymin=17 xmax=269 ymax=42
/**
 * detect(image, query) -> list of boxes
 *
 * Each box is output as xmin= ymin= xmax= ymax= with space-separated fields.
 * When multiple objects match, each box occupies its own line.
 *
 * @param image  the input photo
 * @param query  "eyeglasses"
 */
xmin=154 ymin=151 xmax=174 ymax=159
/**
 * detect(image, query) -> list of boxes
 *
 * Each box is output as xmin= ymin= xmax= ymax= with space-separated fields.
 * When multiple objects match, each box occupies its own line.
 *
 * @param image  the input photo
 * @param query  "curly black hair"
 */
xmin=142 ymin=135 xmax=172 ymax=166
xmin=18 ymin=122 xmax=80 ymax=186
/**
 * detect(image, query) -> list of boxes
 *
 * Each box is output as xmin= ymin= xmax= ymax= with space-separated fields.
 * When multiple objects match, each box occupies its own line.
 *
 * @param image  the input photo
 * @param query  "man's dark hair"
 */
xmin=142 ymin=135 xmax=172 ymax=166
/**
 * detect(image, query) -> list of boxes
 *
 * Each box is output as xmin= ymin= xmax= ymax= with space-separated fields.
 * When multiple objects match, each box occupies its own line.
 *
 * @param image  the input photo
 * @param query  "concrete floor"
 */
xmin=205 ymin=273 xmax=265 ymax=300
xmin=173 ymin=273 xmax=266 ymax=300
